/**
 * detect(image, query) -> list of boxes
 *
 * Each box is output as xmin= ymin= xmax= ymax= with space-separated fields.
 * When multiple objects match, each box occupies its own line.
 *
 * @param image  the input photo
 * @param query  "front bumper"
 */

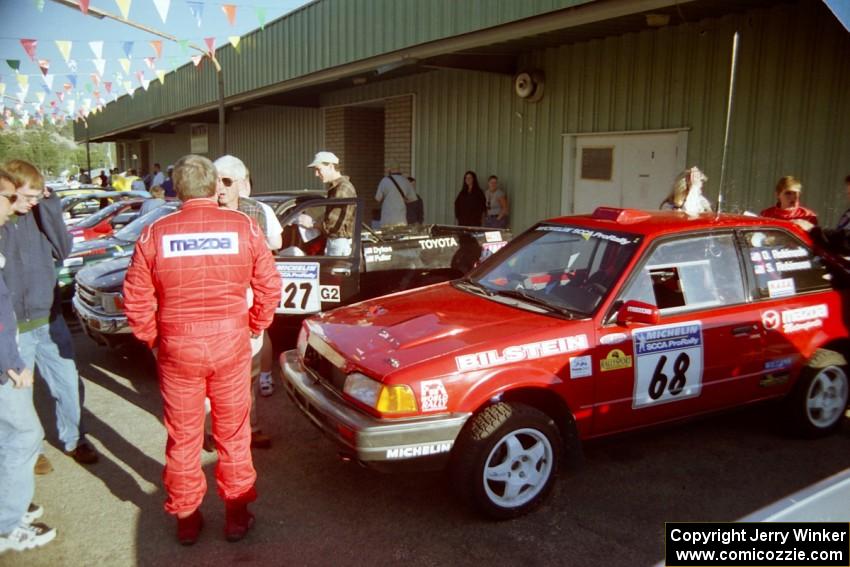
xmin=281 ymin=349 xmax=470 ymax=471
xmin=72 ymin=294 xmax=131 ymax=346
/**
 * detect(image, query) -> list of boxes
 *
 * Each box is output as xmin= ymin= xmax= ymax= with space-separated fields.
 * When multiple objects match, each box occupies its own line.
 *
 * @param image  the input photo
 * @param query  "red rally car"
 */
xmin=281 ymin=207 xmax=850 ymax=519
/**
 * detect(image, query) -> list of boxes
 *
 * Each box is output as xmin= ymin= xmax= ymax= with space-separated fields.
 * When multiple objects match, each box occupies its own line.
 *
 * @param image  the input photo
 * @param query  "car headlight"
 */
xmin=343 ymin=372 xmax=417 ymax=414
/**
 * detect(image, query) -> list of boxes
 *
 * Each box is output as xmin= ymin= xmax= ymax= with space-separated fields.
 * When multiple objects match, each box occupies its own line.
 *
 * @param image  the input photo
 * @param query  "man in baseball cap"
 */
xmin=307 ymin=151 xmax=356 ymax=256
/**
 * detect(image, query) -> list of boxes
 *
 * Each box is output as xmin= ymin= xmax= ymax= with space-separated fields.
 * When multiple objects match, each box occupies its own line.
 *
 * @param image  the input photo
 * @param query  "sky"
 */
xmin=0 ymin=0 xmax=312 ymax=122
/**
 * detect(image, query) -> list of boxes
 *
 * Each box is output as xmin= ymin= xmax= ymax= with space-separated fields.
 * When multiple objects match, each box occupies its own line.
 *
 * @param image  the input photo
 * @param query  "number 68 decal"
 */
xmin=632 ymin=321 xmax=703 ymax=408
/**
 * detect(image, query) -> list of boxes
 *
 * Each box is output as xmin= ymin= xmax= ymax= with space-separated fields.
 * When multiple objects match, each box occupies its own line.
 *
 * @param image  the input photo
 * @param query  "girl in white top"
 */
xmin=660 ymin=166 xmax=712 ymax=215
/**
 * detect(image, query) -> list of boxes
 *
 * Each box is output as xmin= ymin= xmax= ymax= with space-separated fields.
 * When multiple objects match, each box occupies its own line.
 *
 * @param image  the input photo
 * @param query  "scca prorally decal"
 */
xmin=162 ymin=232 xmax=239 ymax=258
xmin=455 ymin=335 xmax=588 ymax=372
xmin=419 ymin=237 xmax=458 ymax=250
xmin=537 ymin=225 xmax=638 ymax=245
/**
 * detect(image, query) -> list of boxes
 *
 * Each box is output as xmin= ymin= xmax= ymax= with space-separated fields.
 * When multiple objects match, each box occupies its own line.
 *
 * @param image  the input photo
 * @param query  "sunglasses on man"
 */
xmin=218 ymin=177 xmax=241 ymax=188
xmin=0 ymin=193 xmax=18 ymax=204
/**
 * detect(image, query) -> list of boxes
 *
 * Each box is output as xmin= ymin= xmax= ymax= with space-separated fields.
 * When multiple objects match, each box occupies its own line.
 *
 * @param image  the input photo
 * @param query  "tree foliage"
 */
xmin=0 ymin=121 xmax=113 ymax=178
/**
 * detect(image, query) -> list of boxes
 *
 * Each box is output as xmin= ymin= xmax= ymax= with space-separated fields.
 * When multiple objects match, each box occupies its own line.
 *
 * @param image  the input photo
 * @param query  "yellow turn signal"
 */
xmin=376 ymin=385 xmax=418 ymax=414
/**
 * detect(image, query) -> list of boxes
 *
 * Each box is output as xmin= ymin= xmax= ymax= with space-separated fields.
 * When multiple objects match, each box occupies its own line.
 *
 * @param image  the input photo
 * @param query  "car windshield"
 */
xmin=463 ymin=224 xmax=642 ymax=317
xmin=113 ymin=205 xmax=176 ymax=242
xmin=75 ymin=201 xmax=126 ymax=228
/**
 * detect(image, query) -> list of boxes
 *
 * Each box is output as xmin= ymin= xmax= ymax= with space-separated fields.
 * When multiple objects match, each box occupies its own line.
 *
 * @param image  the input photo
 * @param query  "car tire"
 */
xmin=451 ymin=402 xmax=562 ymax=520
xmin=787 ymin=349 xmax=849 ymax=438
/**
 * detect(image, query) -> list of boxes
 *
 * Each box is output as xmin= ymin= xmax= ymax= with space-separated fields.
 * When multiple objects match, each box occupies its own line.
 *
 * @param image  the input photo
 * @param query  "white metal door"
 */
xmin=568 ymin=131 xmax=686 ymax=214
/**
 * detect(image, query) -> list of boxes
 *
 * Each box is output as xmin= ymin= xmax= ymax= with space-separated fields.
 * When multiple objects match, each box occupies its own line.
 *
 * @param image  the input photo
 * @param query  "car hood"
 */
xmin=70 ymin=236 xmax=132 ymax=258
xmin=311 ymin=283 xmax=583 ymax=379
xmin=75 ymin=256 xmax=131 ymax=293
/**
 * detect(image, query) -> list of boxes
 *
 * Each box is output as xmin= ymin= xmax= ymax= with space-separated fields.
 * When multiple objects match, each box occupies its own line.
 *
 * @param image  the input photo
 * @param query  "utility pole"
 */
xmin=49 ymin=0 xmax=227 ymax=154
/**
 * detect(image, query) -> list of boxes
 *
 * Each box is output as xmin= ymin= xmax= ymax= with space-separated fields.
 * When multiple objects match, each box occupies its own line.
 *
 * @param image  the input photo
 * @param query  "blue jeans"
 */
xmin=0 ymin=381 xmax=43 ymax=533
xmin=18 ymin=318 xmax=84 ymax=452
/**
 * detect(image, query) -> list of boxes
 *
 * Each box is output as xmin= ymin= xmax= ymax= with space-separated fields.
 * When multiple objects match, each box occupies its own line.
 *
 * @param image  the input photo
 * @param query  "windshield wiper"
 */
xmin=491 ymin=288 xmax=576 ymax=319
xmin=453 ymin=279 xmax=495 ymax=296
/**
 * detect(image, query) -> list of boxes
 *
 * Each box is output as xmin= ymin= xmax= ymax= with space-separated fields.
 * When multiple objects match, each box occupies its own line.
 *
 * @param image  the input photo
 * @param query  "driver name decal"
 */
xmin=455 ymin=335 xmax=588 ymax=372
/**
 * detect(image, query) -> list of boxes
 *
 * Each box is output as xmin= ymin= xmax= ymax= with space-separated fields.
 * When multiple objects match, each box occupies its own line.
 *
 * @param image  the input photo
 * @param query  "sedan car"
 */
xmin=282 ymin=207 xmax=850 ymax=519
xmin=67 ymin=198 xmax=151 ymax=243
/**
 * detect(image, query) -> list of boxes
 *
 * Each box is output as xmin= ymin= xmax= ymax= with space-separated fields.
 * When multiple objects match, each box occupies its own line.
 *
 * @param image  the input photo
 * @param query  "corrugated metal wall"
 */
xmin=323 ymin=0 xmax=850 ymax=230
xmin=224 ymin=106 xmax=324 ymax=193
xmin=80 ymin=0 xmax=591 ymax=139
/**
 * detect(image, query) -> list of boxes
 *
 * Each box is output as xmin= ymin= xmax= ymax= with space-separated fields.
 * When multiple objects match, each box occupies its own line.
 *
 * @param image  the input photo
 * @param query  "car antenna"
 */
xmin=716 ymin=31 xmax=740 ymax=218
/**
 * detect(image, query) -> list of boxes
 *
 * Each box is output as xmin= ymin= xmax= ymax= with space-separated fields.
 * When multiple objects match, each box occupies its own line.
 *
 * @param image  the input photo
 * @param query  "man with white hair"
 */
xmin=307 ymin=151 xmax=356 ymax=256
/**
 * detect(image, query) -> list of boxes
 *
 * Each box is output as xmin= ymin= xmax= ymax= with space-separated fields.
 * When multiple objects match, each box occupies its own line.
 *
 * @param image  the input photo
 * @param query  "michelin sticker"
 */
xmin=420 ymin=379 xmax=449 ymax=412
xmin=456 ymin=335 xmax=589 ymax=372
xmin=632 ymin=321 xmax=703 ymax=409
xmin=761 ymin=304 xmax=827 ymax=334
xmin=276 ymin=262 xmax=320 ymax=314
xmin=569 ymin=355 xmax=592 ymax=379
xmin=385 ymin=441 xmax=453 ymax=460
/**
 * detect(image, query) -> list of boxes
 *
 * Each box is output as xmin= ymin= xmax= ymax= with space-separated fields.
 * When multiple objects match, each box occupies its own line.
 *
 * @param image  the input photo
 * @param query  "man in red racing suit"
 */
xmin=123 ymin=155 xmax=280 ymax=544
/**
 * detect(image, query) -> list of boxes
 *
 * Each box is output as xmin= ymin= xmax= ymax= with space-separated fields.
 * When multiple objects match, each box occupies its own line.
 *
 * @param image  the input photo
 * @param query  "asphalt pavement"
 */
xmin=4 ymin=316 xmax=850 ymax=567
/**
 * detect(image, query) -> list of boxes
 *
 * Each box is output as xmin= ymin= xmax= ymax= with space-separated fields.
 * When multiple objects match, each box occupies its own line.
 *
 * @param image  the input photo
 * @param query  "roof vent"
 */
xmin=591 ymin=207 xmax=652 ymax=224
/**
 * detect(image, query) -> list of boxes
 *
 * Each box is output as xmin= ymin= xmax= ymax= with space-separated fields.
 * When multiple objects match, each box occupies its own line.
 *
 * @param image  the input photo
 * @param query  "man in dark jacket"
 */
xmin=0 ymin=160 xmax=97 ymax=474
xmin=0 ymin=170 xmax=56 ymax=552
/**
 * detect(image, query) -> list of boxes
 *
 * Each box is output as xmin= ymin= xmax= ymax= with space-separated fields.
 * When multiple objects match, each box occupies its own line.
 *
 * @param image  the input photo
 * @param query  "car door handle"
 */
xmin=331 ymin=267 xmax=351 ymax=276
xmin=732 ymin=324 xmax=760 ymax=337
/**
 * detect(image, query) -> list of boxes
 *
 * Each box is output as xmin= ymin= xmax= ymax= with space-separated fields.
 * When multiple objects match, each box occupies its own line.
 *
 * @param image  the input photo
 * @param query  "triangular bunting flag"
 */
xmin=55 ymin=41 xmax=72 ymax=63
xmin=228 ymin=36 xmax=241 ymax=54
xmin=104 ymin=82 xmax=112 ymax=94
xmin=63 ymin=83 xmax=72 ymax=92
xmin=93 ymin=58 xmax=106 ymax=77
xmin=204 ymin=37 xmax=215 ymax=54
xmin=16 ymin=74 xmax=28 ymax=88
xmin=187 ymin=1 xmax=204 ymax=28
xmin=67 ymin=74 xmax=77 ymax=88
xmin=91 ymin=73 xmax=100 ymax=86
xmin=18 ymin=84 xmax=29 ymax=99
xmin=67 ymin=59 xmax=77 ymax=72
xmin=34 ymin=0 xmax=45 ymax=12
xmin=177 ymin=40 xmax=189 ymax=56
xmin=6 ymin=60 xmax=20 ymax=72
xmin=43 ymin=74 xmax=54 ymax=90
xmin=37 ymin=59 xmax=49 ymax=76
xmin=115 ymin=0 xmax=131 ymax=19
xmin=36 ymin=91 xmax=45 ymax=104
xmin=122 ymin=41 xmax=134 ymax=58
xmin=20 ymin=39 xmax=37 ymax=62
xmin=255 ymin=7 xmax=266 ymax=30
xmin=119 ymin=58 xmax=131 ymax=74
xmin=152 ymin=0 xmax=170 ymax=23
xmin=155 ymin=70 xmax=166 ymax=84
xmin=222 ymin=4 xmax=236 ymax=26
xmin=141 ymin=78 xmax=150 ymax=91
xmin=150 ymin=40 xmax=162 ymax=59
xmin=123 ymin=80 xmax=133 ymax=94
xmin=190 ymin=55 xmax=203 ymax=67
xmin=79 ymin=0 xmax=89 ymax=15
xmin=89 ymin=41 xmax=103 ymax=59
xmin=144 ymin=57 xmax=156 ymax=71
xmin=84 ymin=83 xmax=93 ymax=93
xmin=0 ymin=84 xmax=5 ymax=97
xmin=56 ymin=91 xmax=64 ymax=102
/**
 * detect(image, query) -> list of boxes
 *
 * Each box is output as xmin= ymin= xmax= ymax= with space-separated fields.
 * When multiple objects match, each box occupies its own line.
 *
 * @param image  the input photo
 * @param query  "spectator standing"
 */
xmin=483 ymin=175 xmax=509 ymax=228
xmin=308 ymin=151 xmax=357 ymax=256
xmin=0 ymin=160 xmax=98 ymax=475
xmin=660 ymin=167 xmax=712 ymax=214
xmin=162 ymin=165 xmax=175 ymax=198
xmin=375 ymin=165 xmax=417 ymax=228
xmin=139 ymin=186 xmax=166 ymax=216
xmin=98 ymin=170 xmax=108 ymax=188
xmin=129 ymin=169 xmax=146 ymax=192
xmin=760 ymin=176 xmax=817 ymax=227
xmin=454 ymin=170 xmax=486 ymax=227
xmin=151 ymin=163 xmax=166 ymax=189
xmin=0 ymin=171 xmax=55 ymax=553
xmin=215 ymin=155 xmax=281 ymax=408
xmin=123 ymin=155 xmax=280 ymax=545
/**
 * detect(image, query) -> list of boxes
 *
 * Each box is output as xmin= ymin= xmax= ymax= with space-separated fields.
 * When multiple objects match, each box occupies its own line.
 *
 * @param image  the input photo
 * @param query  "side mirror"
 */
xmin=616 ymin=300 xmax=659 ymax=326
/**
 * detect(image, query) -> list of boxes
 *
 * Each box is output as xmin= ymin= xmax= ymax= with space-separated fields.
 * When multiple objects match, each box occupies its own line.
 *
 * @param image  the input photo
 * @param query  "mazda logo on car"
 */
xmin=762 ymin=310 xmax=780 ymax=330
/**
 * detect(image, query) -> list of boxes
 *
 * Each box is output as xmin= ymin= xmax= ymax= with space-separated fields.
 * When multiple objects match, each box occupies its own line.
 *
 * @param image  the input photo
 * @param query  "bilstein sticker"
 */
xmin=600 ymin=349 xmax=633 ymax=372
xmin=456 ymin=335 xmax=589 ymax=372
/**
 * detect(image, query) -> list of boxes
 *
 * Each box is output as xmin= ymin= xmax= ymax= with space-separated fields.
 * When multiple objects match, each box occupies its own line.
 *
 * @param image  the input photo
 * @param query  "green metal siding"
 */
xmin=321 ymin=0 xmax=850 ymax=230
xmin=80 ymin=0 xmax=592 ymax=139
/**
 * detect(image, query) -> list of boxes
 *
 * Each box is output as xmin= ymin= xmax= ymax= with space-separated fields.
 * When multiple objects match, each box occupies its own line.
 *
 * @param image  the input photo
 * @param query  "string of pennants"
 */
xmin=1 ymin=0 xmax=278 ymax=128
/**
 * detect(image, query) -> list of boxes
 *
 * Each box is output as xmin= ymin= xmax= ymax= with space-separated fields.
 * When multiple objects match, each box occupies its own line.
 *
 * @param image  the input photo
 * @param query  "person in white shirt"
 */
xmin=150 ymin=163 xmax=166 ymax=188
xmin=375 ymin=165 xmax=417 ymax=228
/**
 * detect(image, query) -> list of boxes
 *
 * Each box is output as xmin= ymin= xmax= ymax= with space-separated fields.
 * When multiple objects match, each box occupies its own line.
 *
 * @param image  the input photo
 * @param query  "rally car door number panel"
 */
xmin=276 ymin=262 xmax=321 ymax=314
xmin=632 ymin=321 xmax=704 ymax=408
